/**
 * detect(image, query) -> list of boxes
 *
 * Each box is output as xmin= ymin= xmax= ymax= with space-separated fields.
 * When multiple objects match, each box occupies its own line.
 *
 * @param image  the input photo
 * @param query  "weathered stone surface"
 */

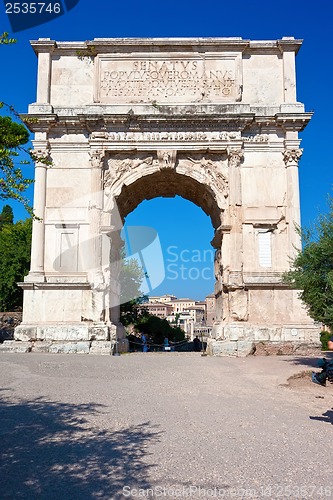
xmin=237 ymin=341 xmax=256 ymax=357
xmin=14 ymin=326 xmax=37 ymax=342
xmin=229 ymin=289 xmax=249 ymax=322
xmin=226 ymin=325 xmax=246 ymax=341
xmin=207 ymin=339 xmax=238 ymax=357
xmin=0 ymin=341 xmax=32 ymax=353
xmin=89 ymin=341 xmax=113 ymax=355
xmin=89 ymin=325 xmax=109 ymax=341
xmin=48 ymin=342 xmax=90 ymax=354
xmin=207 ymin=339 xmax=256 ymax=357
xmin=252 ymin=327 xmax=282 ymax=342
xmin=253 ymin=341 xmax=321 ymax=356
xmin=37 ymin=326 xmax=90 ymax=341
xmin=31 ymin=341 xmax=54 ymax=353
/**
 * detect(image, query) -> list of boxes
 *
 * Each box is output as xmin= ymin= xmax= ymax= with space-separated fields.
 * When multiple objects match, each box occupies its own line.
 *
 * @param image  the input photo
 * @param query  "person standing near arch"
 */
xmin=141 ymin=333 xmax=148 ymax=353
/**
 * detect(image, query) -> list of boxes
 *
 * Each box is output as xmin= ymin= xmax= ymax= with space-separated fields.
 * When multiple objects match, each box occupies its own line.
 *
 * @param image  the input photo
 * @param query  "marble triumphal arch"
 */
xmin=15 ymin=37 xmax=320 ymax=355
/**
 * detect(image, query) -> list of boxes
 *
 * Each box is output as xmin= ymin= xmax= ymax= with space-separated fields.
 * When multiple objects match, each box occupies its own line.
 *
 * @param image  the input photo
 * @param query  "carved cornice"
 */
xmin=21 ymin=113 xmax=58 ymax=133
xmin=23 ymin=110 xmax=313 ymax=137
xmin=275 ymin=112 xmax=313 ymax=132
xmin=30 ymin=39 xmax=57 ymax=54
xmin=30 ymin=37 xmax=303 ymax=56
xmin=23 ymin=109 xmax=255 ymax=133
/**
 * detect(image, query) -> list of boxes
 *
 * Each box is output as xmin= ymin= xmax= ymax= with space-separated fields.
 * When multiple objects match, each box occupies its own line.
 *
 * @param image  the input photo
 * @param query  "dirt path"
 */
xmin=1 ymin=352 xmax=332 ymax=499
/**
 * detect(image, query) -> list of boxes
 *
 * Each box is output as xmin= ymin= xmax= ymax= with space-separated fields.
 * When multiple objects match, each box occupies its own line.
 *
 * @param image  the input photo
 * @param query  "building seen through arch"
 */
xmin=14 ymin=37 xmax=320 ymax=355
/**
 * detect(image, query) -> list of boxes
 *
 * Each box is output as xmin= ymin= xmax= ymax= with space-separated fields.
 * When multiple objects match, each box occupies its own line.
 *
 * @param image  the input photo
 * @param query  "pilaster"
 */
xmin=25 ymin=143 xmax=50 ymax=282
xmin=34 ymin=39 xmax=56 ymax=104
xmin=88 ymin=149 xmax=105 ymax=282
xmin=227 ymin=148 xmax=244 ymax=285
xmin=283 ymin=148 xmax=303 ymax=256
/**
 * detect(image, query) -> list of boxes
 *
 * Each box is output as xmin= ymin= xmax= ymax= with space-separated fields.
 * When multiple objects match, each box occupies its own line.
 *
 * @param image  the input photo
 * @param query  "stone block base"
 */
xmin=14 ymin=323 xmax=111 ymax=342
xmin=207 ymin=339 xmax=322 ymax=357
xmin=208 ymin=322 xmax=322 ymax=356
xmin=89 ymin=341 xmax=113 ymax=355
xmin=0 ymin=340 xmax=32 ymax=353
xmin=0 ymin=339 xmax=129 ymax=355
xmin=47 ymin=342 xmax=91 ymax=354
xmin=206 ymin=339 xmax=255 ymax=357
xmin=253 ymin=341 xmax=322 ymax=356
xmin=211 ymin=322 xmax=321 ymax=345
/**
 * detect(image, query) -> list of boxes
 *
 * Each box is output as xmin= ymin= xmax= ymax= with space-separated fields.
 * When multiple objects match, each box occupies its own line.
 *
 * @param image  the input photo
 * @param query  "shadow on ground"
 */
xmin=0 ymin=393 xmax=161 ymax=499
xmin=283 ymin=353 xmax=333 ymax=368
xmin=310 ymin=408 xmax=333 ymax=425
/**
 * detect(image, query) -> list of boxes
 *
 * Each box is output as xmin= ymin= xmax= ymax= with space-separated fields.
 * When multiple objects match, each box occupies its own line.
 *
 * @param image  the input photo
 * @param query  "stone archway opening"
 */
xmin=116 ymin=168 xmax=223 ymax=230
xmin=105 ymin=160 xmax=226 ymax=335
xmin=121 ymin=194 xmax=217 ymax=333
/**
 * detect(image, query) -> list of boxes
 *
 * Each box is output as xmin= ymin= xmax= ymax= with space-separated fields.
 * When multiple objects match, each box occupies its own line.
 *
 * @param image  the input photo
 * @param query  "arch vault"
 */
xmin=14 ymin=37 xmax=320 ymax=355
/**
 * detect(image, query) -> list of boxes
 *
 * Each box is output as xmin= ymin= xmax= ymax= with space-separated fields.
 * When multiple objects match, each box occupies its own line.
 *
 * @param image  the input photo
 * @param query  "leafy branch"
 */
xmin=0 ymin=32 xmax=17 ymax=45
xmin=0 ymin=101 xmax=51 ymax=217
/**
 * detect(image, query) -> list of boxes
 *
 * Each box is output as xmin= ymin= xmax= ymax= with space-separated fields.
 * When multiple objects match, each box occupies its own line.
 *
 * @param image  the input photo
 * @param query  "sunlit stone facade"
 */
xmin=14 ymin=37 xmax=320 ymax=355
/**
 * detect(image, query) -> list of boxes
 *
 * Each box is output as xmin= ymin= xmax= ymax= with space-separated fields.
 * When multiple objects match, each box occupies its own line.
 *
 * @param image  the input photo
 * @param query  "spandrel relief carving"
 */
xmin=105 ymin=152 xmax=156 ymax=192
xmin=178 ymin=153 xmax=229 ymax=199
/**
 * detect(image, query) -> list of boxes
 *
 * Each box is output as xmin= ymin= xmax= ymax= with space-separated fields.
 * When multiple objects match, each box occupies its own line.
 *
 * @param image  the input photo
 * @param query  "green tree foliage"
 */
xmin=0 ymin=31 xmax=33 ymax=212
xmin=0 ymin=218 xmax=32 ymax=311
xmin=0 ymin=204 xmax=14 ymax=228
xmin=138 ymin=315 xmax=185 ymax=347
xmin=120 ymin=297 xmax=149 ymax=327
xmin=0 ymin=114 xmax=34 ymax=211
xmin=120 ymin=257 xmax=145 ymax=305
xmin=0 ymin=32 xmax=52 ymax=215
xmin=283 ymin=199 xmax=333 ymax=330
xmin=118 ymin=255 xmax=186 ymax=347
xmin=119 ymin=256 xmax=149 ymax=326
xmin=0 ymin=32 xmax=16 ymax=45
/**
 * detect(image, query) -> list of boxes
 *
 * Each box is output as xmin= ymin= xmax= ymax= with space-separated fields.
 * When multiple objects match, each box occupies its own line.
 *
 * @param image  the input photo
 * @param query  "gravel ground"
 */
xmin=0 ymin=352 xmax=333 ymax=499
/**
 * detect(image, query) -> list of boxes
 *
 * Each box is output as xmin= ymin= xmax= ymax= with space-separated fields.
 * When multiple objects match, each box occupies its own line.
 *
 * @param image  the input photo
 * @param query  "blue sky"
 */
xmin=1 ymin=0 xmax=332 ymax=300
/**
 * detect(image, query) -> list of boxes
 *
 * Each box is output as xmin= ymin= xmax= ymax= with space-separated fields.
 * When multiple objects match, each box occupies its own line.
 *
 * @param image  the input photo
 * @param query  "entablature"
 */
xmin=22 ymin=105 xmax=313 ymax=137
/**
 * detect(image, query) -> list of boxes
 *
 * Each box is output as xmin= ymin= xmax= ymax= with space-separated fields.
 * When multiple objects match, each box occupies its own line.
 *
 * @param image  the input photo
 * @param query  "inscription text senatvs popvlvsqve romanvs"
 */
xmin=99 ymin=58 xmax=236 ymax=100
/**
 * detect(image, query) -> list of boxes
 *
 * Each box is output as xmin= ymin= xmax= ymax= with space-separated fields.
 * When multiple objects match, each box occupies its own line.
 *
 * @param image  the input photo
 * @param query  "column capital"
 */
xmin=31 ymin=144 xmax=51 ymax=167
xmin=227 ymin=148 xmax=244 ymax=167
xmin=283 ymin=148 xmax=303 ymax=167
xmin=89 ymin=149 xmax=105 ymax=169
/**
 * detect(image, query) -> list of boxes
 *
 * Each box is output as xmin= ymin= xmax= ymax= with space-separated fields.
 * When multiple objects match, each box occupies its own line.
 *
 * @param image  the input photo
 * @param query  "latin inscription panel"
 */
xmin=96 ymin=54 xmax=241 ymax=103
